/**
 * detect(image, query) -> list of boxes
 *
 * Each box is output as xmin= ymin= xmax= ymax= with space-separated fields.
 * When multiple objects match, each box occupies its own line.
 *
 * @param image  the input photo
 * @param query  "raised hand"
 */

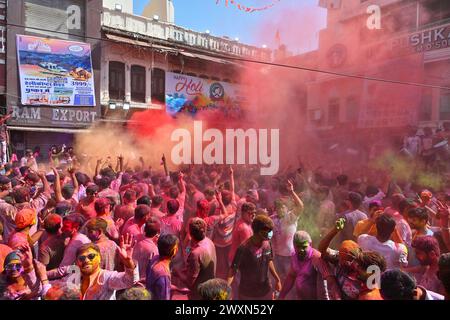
xmin=67 ymin=166 xmax=75 ymax=175
xmin=33 ymin=259 xmax=48 ymax=283
xmin=215 ymin=189 xmax=222 ymax=202
xmin=118 ymin=233 xmax=136 ymax=263
xmin=115 ymin=218 xmax=125 ymax=230
xmin=17 ymin=244 xmax=33 ymax=270
xmin=436 ymin=200 xmax=449 ymax=220
xmin=287 ymin=179 xmax=295 ymax=193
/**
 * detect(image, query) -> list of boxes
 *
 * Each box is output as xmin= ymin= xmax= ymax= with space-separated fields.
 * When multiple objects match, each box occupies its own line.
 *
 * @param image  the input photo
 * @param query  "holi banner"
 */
xmin=16 ymin=35 xmax=96 ymax=107
xmin=165 ymin=72 xmax=245 ymax=118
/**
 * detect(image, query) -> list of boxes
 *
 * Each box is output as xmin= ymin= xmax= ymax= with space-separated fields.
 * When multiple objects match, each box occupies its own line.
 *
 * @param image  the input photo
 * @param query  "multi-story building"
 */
xmin=303 ymin=0 xmax=450 ymax=151
xmin=6 ymin=0 xmax=103 ymax=157
xmin=4 ymin=0 xmax=271 ymax=157
xmin=99 ymin=0 xmax=271 ymax=122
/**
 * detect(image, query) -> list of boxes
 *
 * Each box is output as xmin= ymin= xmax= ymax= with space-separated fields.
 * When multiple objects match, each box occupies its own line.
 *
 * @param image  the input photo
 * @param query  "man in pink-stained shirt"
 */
xmin=114 ymin=189 xmax=137 ymax=222
xmin=177 ymin=218 xmax=217 ymax=300
xmin=150 ymin=195 xmax=165 ymax=219
xmin=228 ymin=202 xmax=256 ymax=264
xmin=121 ymin=205 xmax=151 ymax=239
xmin=80 ymin=198 xmax=120 ymax=242
xmin=132 ymin=217 xmax=160 ymax=281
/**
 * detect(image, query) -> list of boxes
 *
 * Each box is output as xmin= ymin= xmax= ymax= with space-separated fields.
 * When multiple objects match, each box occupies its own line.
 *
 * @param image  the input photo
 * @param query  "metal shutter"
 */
xmin=25 ymin=0 xmax=85 ymax=40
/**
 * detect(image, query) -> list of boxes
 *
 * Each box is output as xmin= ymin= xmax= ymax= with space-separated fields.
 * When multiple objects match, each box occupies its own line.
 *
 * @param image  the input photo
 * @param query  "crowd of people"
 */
xmin=0 ymin=142 xmax=449 ymax=301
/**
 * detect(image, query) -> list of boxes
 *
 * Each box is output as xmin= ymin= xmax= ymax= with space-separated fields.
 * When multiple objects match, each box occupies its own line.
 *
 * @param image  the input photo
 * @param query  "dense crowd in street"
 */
xmin=0 ymin=133 xmax=449 ymax=301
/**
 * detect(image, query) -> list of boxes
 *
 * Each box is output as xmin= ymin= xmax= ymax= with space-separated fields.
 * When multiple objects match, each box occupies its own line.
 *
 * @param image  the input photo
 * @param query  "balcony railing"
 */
xmin=101 ymin=8 xmax=272 ymax=61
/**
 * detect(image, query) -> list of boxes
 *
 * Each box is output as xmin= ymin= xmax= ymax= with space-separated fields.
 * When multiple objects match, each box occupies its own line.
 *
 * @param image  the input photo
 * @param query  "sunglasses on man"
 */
xmin=77 ymin=253 xmax=97 ymax=263
xmin=5 ymin=263 xmax=22 ymax=271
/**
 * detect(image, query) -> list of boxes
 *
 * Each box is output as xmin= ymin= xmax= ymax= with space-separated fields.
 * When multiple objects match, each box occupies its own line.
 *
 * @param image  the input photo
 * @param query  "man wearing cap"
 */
xmin=0 ymin=171 xmax=50 ymax=242
xmin=7 ymin=208 xmax=45 ymax=249
xmin=0 ymin=245 xmax=41 ymax=300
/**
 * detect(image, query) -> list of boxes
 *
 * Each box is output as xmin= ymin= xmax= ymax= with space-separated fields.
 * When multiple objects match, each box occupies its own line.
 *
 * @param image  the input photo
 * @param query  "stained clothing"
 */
xmin=231 ymin=239 xmax=273 ymax=298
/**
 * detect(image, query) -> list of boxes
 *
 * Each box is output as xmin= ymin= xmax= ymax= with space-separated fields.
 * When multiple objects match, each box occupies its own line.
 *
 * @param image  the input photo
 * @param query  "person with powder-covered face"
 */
xmin=47 ymin=235 xmax=138 ymax=300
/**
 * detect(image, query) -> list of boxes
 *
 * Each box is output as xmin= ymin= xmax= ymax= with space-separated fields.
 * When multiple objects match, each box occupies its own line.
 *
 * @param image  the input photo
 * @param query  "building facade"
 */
xmin=1 ymin=0 xmax=271 ymax=158
xmin=99 ymin=0 xmax=271 ymax=123
xmin=5 ymin=0 xmax=103 ymax=158
xmin=303 ymin=0 xmax=450 ymax=151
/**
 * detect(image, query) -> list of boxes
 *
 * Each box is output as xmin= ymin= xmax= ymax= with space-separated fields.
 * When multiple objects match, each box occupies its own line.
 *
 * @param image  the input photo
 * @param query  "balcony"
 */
xmin=101 ymin=8 xmax=271 ymax=61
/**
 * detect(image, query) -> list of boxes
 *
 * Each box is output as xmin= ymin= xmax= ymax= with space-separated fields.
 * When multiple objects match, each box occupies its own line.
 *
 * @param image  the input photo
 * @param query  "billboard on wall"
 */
xmin=165 ymin=72 xmax=245 ymax=118
xmin=16 ymin=35 xmax=96 ymax=107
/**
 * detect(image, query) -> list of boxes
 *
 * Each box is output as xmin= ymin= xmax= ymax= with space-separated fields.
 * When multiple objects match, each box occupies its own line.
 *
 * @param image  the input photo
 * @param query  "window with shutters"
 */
xmin=328 ymin=98 xmax=340 ymax=126
xmin=151 ymin=68 xmax=165 ymax=104
xmin=109 ymin=61 xmax=125 ymax=101
xmin=131 ymin=65 xmax=146 ymax=103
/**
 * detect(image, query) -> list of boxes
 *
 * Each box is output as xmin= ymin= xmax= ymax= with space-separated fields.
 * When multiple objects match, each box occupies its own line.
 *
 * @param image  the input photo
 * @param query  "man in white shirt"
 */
xmin=270 ymin=180 xmax=304 ymax=290
xmin=358 ymin=214 xmax=408 ymax=269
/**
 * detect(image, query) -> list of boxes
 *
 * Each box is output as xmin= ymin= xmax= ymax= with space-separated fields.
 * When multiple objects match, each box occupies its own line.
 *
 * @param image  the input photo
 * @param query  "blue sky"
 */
xmin=133 ymin=0 xmax=327 ymax=53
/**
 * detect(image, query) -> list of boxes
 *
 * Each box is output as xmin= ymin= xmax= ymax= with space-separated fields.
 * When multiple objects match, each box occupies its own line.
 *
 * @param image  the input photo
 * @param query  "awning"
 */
xmin=179 ymin=51 xmax=240 ymax=66
xmin=8 ymin=126 xmax=91 ymax=134
xmin=104 ymin=33 xmax=179 ymax=53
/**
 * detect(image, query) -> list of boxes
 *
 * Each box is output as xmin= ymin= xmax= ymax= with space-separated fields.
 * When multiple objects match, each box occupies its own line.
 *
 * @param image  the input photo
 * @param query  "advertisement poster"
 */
xmin=165 ymin=72 xmax=245 ymax=118
xmin=16 ymin=35 xmax=96 ymax=107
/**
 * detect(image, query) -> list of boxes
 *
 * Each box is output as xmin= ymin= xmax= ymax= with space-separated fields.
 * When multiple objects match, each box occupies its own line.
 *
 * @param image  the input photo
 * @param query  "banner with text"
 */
xmin=165 ymin=72 xmax=245 ymax=118
xmin=16 ymin=35 xmax=96 ymax=107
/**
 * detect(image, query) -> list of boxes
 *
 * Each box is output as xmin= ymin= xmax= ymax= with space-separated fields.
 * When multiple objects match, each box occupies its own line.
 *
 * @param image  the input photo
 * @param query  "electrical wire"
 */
xmin=4 ymin=21 xmax=450 ymax=91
